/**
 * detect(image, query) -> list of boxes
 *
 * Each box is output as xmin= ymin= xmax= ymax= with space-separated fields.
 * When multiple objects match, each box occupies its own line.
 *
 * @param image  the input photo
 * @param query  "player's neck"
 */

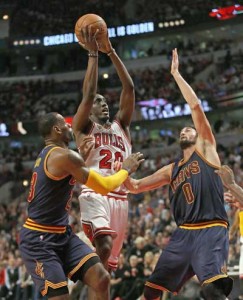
xmin=96 ymin=120 xmax=111 ymax=127
xmin=91 ymin=115 xmax=110 ymax=126
xmin=45 ymin=139 xmax=67 ymax=149
xmin=183 ymin=145 xmax=196 ymax=160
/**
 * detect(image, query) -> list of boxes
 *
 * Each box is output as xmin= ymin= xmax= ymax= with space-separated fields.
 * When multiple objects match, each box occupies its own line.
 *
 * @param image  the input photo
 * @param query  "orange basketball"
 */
xmin=75 ymin=14 xmax=107 ymax=44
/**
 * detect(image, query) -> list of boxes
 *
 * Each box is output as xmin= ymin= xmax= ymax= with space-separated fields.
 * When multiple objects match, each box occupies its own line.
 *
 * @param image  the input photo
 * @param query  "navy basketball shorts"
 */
xmin=145 ymin=226 xmax=229 ymax=294
xmin=19 ymin=226 xmax=99 ymax=296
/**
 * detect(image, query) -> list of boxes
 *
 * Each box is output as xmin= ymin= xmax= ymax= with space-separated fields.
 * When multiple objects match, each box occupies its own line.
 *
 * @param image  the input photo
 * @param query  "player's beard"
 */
xmin=179 ymin=139 xmax=196 ymax=150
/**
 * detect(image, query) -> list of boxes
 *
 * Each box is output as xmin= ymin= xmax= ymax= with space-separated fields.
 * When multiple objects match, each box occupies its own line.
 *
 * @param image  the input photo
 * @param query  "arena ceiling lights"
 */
xmin=158 ymin=19 xmax=185 ymax=29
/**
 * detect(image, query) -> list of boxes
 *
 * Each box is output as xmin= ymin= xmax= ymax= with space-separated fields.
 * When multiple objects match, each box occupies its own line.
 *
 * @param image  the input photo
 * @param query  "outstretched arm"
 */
xmin=171 ymin=48 xmax=216 ymax=147
xmin=72 ymin=27 xmax=99 ymax=139
xmin=216 ymin=165 xmax=243 ymax=203
xmin=49 ymin=148 xmax=144 ymax=195
xmin=124 ymin=164 xmax=172 ymax=194
xmin=100 ymin=34 xmax=135 ymax=137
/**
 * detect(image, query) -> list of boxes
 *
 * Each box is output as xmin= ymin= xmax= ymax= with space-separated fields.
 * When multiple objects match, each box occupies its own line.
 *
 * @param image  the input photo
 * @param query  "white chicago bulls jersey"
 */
xmin=81 ymin=120 xmax=132 ymax=197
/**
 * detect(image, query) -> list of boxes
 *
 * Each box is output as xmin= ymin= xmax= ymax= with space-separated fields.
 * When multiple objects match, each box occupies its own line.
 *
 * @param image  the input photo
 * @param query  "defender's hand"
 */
xmin=215 ymin=165 xmax=235 ymax=188
xmin=224 ymin=191 xmax=242 ymax=208
xmin=171 ymin=48 xmax=179 ymax=76
xmin=78 ymin=135 xmax=94 ymax=161
xmin=122 ymin=152 xmax=144 ymax=175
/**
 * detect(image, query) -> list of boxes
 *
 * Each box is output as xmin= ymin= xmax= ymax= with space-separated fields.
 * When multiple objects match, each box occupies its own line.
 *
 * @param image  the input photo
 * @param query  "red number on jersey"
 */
xmin=99 ymin=149 xmax=123 ymax=169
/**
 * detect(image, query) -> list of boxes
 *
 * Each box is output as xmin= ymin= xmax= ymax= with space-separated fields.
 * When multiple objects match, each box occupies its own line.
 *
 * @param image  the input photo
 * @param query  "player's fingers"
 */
xmin=138 ymin=158 xmax=145 ymax=165
xmin=93 ymin=28 xmax=99 ymax=39
xmin=87 ymin=25 xmax=93 ymax=42
xmin=113 ymin=161 xmax=122 ymax=171
xmin=86 ymin=143 xmax=94 ymax=152
xmin=134 ymin=152 xmax=143 ymax=158
xmin=81 ymin=27 xmax=88 ymax=44
xmin=79 ymin=42 xmax=86 ymax=49
xmin=215 ymin=169 xmax=222 ymax=175
xmin=82 ymin=136 xmax=94 ymax=142
xmin=224 ymin=165 xmax=232 ymax=173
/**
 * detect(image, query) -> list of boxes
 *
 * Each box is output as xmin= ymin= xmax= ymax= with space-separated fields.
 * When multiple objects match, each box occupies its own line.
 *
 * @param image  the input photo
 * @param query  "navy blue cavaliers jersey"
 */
xmin=25 ymin=145 xmax=75 ymax=227
xmin=169 ymin=149 xmax=228 ymax=226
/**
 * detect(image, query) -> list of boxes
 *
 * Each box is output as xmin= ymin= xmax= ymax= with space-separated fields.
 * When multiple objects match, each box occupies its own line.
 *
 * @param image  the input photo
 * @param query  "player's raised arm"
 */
xmin=99 ymin=33 xmax=135 ymax=137
xmin=124 ymin=164 xmax=172 ymax=194
xmin=171 ymin=48 xmax=216 ymax=147
xmin=72 ymin=26 xmax=99 ymax=138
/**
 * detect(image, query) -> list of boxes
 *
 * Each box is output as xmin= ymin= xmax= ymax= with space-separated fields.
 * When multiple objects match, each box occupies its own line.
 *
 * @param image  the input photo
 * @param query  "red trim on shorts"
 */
xmin=94 ymin=227 xmax=117 ymax=240
xmin=108 ymin=261 xmax=118 ymax=271
xmin=81 ymin=189 xmax=128 ymax=200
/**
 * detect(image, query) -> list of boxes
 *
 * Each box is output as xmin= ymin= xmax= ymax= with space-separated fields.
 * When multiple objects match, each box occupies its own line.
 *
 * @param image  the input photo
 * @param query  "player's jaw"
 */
xmin=179 ymin=135 xmax=197 ymax=150
xmin=62 ymin=124 xmax=73 ymax=146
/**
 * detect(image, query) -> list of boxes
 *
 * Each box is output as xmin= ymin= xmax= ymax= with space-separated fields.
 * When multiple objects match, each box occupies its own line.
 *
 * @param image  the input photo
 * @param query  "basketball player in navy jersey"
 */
xmin=72 ymin=27 xmax=135 ymax=274
xmin=125 ymin=49 xmax=233 ymax=300
xmin=18 ymin=112 xmax=143 ymax=300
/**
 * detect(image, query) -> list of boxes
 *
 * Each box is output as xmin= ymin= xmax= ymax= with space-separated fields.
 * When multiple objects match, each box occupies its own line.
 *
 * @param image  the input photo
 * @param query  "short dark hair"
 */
xmin=38 ymin=112 xmax=58 ymax=138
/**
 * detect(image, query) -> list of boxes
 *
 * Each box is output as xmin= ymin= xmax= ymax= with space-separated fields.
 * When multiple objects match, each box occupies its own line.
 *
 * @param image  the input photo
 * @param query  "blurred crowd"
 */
xmin=1 ymin=46 xmax=243 ymax=125
xmin=8 ymin=0 xmax=238 ymax=37
xmin=0 ymin=135 xmax=242 ymax=300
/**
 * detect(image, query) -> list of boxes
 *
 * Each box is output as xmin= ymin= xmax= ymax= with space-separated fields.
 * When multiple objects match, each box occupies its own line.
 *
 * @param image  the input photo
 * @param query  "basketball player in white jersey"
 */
xmin=72 ymin=27 xmax=135 ymax=272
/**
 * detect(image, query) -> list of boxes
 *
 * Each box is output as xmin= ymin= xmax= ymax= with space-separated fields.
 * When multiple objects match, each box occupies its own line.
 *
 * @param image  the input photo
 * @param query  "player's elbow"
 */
xmin=124 ymin=82 xmax=135 ymax=93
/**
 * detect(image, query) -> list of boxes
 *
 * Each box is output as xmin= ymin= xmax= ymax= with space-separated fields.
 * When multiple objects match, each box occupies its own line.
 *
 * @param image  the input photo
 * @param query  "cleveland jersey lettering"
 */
xmin=169 ymin=149 xmax=228 ymax=226
xmin=27 ymin=145 xmax=75 ymax=226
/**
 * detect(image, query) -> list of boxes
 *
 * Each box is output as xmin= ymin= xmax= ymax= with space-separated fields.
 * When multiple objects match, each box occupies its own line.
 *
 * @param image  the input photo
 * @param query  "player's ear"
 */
xmin=53 ymin=125 xmax=61 ymax=134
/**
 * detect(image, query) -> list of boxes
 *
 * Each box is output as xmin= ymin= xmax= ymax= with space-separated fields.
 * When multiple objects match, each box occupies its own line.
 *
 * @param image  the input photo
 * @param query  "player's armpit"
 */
xmin=85 ymin=169 xmax=128 ymax=195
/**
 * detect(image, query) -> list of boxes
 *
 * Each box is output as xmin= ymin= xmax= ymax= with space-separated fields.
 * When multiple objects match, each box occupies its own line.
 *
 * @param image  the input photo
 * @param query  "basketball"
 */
xmin=75 ymin=14 xmax=107 ymax=44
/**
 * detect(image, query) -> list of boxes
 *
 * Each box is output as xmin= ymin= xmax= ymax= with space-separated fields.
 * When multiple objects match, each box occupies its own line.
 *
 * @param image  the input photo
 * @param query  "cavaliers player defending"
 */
xmin=19 ymin=112 xmax=143 ymax=300
xmin=124 ymin=49 xmax=233 ymax=300
xmin=72 ymin=26 xmax=135 ymax=274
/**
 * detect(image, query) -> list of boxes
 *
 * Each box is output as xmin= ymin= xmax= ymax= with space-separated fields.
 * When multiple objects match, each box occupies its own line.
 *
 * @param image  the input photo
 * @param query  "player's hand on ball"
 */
xmin=79 ymin=26 xmax=99 ymax=53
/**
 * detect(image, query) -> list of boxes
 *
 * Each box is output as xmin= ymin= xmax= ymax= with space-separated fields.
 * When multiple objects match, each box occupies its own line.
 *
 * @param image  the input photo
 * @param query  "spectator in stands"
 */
xmin=110 ymin=253 xmax=128 ymax=300
xmin=4 ymin=256 xmax=19 ymax=300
